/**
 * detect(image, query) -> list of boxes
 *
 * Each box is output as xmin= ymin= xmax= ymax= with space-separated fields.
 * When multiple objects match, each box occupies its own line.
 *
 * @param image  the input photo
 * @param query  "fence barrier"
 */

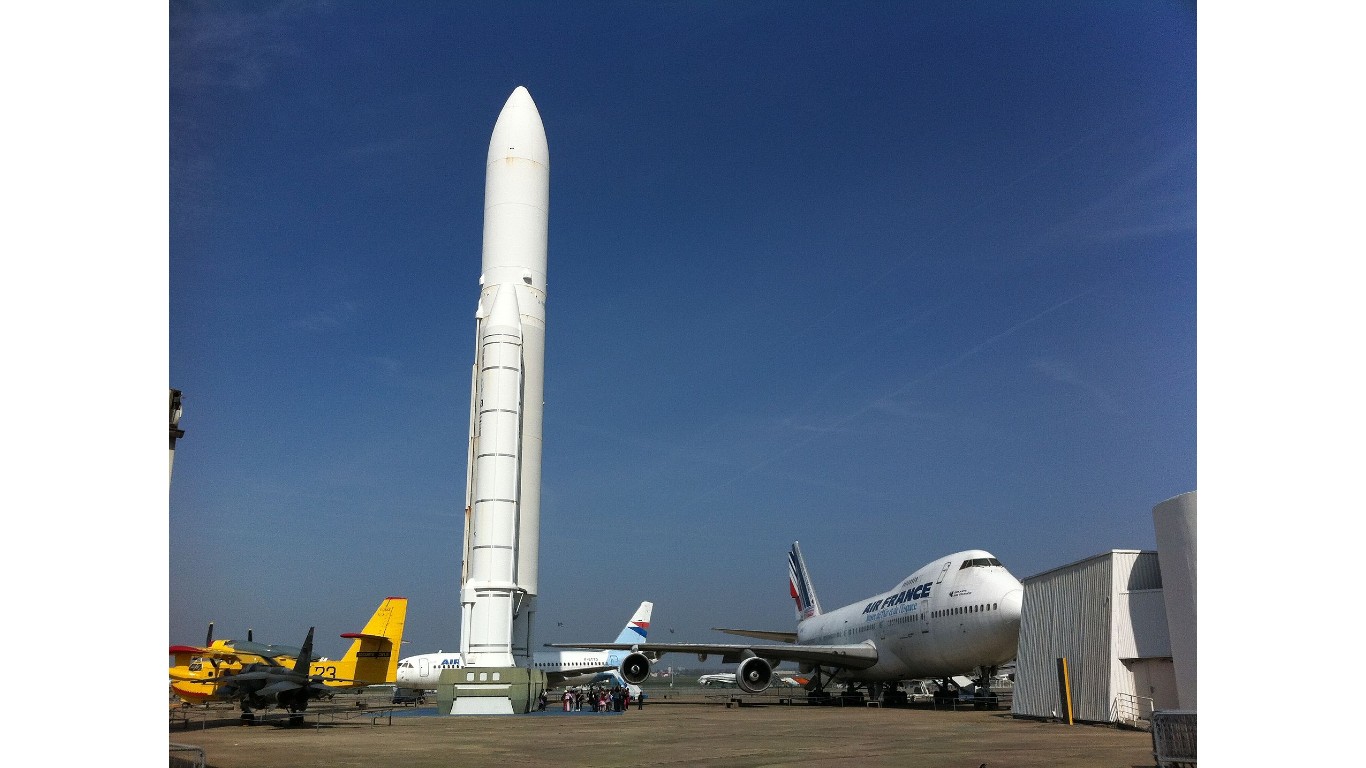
xmin=1151 ymin=709 xmax=1196 ymax=767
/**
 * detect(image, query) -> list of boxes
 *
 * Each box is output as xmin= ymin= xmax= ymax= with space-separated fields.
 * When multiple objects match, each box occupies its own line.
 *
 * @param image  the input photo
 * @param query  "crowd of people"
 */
xmin=535 ymin=684 xmax=646 ymax=713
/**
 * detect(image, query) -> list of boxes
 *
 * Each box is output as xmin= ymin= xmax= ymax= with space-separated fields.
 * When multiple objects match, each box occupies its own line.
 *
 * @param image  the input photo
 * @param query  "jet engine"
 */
xmin=620 ymin=652 xmax=652 ymax=684
xmin=735 ymin=656 xmax=774 ymax=693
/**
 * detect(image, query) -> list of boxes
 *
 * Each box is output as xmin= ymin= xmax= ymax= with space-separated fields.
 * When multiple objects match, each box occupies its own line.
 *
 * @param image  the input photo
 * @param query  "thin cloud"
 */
xmin=293 ymin=300 xmax=357 ymax=332
xmin=869 ymin=397 xmax=945 ymax=420
xmin=361 ymin=355 xmax=402 ymax=376
xmin=171 ymin=1 xmax=334 ymax=95
xmin=1030 ymin=357 xmax=1122 ymax=414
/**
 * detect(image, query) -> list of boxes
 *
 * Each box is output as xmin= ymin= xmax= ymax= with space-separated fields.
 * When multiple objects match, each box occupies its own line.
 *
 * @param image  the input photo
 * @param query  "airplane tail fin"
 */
xmin=788 ymin=541 xmax=822 ymax=622
xmin=294 ymin=627 xmax=316 ymax=672
xmin=335 ymin=597 xmax=408 ymax=684
xmin=612 ymin=601 xmax=653 ymax=645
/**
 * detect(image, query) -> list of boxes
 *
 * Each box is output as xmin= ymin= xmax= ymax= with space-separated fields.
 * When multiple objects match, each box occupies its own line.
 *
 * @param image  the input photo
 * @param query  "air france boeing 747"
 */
xmin=549 ymin=542 xmax=1022 ymax=706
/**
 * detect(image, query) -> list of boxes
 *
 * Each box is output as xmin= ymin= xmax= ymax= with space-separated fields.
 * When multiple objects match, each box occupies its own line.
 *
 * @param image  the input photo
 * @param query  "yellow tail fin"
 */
xmin=320 ymin=597 xmax=408 ymax=686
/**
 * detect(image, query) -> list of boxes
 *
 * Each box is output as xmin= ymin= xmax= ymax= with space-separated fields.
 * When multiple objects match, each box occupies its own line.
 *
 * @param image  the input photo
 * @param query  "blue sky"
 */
xmin=161 ymin=1 xmax=1198 ymax=659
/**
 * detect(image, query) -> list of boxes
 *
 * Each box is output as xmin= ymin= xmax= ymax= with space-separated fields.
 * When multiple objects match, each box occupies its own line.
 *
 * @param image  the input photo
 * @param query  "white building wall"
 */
xmin=1110 ymin=554 xmax=1170 ymax=720
xmin=1153 ymin=491 xmax=1197 ymax=709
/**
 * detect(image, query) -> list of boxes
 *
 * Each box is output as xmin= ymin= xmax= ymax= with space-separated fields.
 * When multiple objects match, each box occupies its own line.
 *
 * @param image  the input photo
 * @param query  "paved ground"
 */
xmin=168 ymin=695 xmax=1158 ymax=768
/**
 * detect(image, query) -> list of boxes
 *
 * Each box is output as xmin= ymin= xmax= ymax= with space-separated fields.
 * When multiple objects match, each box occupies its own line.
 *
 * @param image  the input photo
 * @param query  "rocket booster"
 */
xmin=459 ymin=86 xmax=548 ymax=668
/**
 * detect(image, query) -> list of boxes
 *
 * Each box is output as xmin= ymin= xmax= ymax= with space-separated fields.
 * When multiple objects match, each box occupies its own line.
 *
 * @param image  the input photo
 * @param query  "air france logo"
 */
xmin=863 ymin=583 xmax=932 ymax=614
xmin=789 ymin=550 xmax=817 ymax=619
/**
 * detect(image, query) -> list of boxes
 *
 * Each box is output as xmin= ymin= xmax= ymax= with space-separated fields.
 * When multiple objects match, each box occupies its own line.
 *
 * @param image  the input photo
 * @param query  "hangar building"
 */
xmin=1011 ymin=491 xmax=1196 ymax=726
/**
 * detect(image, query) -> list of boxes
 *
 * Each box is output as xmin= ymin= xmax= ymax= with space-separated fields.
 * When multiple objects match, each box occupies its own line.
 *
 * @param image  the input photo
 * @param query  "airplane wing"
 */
xmin=544 ymin=664 xmax=615 ymax=686
xmin=169 ymin=645 xmax=247 ymax=663
xmin=711 ymin=628 xmax=799 ymax=643
xmin=168 ymin=645 xmax=284 ymax=666
xmin=544 ymin=640 xmax=878 ymax=670
xmin=257 ymin=680 xmax=304 ymax=697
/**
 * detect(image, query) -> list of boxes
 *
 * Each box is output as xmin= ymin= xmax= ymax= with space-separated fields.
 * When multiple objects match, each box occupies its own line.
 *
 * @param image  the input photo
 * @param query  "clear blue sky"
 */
xmin=163 ymin=1 xmax=1197 ymax=660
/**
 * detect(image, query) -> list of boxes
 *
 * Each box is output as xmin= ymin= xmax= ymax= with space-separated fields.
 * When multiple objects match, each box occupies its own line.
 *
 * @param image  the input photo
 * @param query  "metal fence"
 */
xmin=1114 ymin=691 xmax=1155 ymax=725
xmin=1151 ymin=710 xmax=1196 ymax=767
xmin=169 ymin=742 xmax=205 ymax=768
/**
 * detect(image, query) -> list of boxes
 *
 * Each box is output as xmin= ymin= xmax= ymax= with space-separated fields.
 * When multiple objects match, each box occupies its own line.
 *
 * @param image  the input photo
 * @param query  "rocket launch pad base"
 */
xmin=437 ymin=666 xmax=547 ymax=716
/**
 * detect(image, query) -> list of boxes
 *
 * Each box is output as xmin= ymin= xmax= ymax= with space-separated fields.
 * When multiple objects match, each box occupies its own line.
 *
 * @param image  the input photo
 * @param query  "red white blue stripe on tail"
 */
xmin=788 ymin=541 xmax=822 ymax=622
xmin=611 ymin=602 xmax=653 ymax=645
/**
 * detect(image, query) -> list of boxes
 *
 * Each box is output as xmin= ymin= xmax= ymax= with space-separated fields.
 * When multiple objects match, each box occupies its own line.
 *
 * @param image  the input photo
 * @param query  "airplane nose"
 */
xmin=999 ymin=588 xmax=1023 ymax=624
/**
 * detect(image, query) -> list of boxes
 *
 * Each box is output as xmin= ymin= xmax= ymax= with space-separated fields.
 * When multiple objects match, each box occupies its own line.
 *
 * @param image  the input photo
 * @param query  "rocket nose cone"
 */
xmin=488 ymin=86 xmax=548 ymax=166
xmin=506 ymin=85 xmax=535 ymax=109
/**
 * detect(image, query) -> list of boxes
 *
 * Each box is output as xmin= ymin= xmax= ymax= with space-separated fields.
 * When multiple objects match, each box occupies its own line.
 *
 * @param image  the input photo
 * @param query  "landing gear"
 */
xmin=882 ymin=682 xmax=909 ymax=707
xmin=932 ymin=678 xmax=958 ymax=708
xmin=970 ymin=666 xmax=1001 ymax=710
xmin=803 ymin=666 xmax=826 ymax=701
xmin=806 ymin=688 xmax=833 ymax=704
xmin=239 ymin=704 xmax=256 ymax=725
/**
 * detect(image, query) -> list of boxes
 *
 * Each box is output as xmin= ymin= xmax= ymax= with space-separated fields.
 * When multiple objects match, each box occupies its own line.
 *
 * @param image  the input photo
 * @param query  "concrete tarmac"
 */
xmin=168 ymin=695 xmax=1156 ymax=768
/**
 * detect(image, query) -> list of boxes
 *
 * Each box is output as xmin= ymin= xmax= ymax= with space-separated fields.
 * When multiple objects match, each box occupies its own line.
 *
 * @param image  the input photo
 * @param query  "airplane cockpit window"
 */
xmin=959 ymin=557 xmax=1006 ymax=569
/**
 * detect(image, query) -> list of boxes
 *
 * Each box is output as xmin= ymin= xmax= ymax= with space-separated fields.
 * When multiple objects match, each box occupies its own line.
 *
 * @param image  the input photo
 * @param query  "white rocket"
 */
xmin=458 ymin=86 xmax=548 ymax=669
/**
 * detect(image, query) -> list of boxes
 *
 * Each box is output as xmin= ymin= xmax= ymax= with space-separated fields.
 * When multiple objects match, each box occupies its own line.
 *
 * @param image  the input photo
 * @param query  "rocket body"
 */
xmin=459 ymin=87 xmax=548 ymax=669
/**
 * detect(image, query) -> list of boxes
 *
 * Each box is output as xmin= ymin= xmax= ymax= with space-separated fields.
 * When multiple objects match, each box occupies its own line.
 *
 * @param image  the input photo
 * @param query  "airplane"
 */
xmin=175 ymin=627 xmax=342 ymax=724
xmin=698 ymin=671 xmax=805 ymax=688
xmin=169 ymin=624 xmax=310 ymax=684
xmin=170 ymin=596 xmax=408 ymax=722
xmin=393 ymin=601 xmax=653 ymax=698
xmin=547 ymin=542 xmax=1023 ymax=707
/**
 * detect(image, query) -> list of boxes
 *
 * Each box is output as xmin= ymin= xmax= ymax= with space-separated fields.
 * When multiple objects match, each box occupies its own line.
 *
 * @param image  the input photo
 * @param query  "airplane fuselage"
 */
xmin=395 ymin=653 xmax=464 ymax=689
xmin=396 ymin=648 xmax=631 ymax=689
xmin=797 ymin=549 xmax=1022 ymax=682
xmin=398 ymin=601 xmax=653 ymax=690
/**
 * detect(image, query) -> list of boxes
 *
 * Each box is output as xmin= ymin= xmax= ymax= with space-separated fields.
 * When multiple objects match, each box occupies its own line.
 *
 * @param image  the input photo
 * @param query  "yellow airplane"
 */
xmin=170 ymin=596 xmax=407 ymax=709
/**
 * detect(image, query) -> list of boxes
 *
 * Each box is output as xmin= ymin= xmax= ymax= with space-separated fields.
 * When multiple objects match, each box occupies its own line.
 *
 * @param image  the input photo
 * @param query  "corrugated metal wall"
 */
xmin=1013 ymin=550 xmax=1165 ymax=724
xmin=1013 ymin=553 xmax=1114 ymax=721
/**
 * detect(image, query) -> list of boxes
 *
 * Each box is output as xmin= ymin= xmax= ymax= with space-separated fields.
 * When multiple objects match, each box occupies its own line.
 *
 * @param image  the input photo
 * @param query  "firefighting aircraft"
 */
xmin=169 ymin=596 xmax=406 ymax=724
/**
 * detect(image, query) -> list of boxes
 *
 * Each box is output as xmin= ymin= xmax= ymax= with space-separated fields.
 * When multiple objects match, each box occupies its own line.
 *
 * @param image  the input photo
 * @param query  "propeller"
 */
xmin=206 ymin=622 xmax=221 ymax=670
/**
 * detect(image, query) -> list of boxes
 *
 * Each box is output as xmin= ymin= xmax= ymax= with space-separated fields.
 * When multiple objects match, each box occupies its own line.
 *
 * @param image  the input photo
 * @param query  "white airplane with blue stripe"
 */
xmin=549 ymin=542 xmax=1023 ymax=706
xmin=394 ymin=602 xmax=653 ymax=693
